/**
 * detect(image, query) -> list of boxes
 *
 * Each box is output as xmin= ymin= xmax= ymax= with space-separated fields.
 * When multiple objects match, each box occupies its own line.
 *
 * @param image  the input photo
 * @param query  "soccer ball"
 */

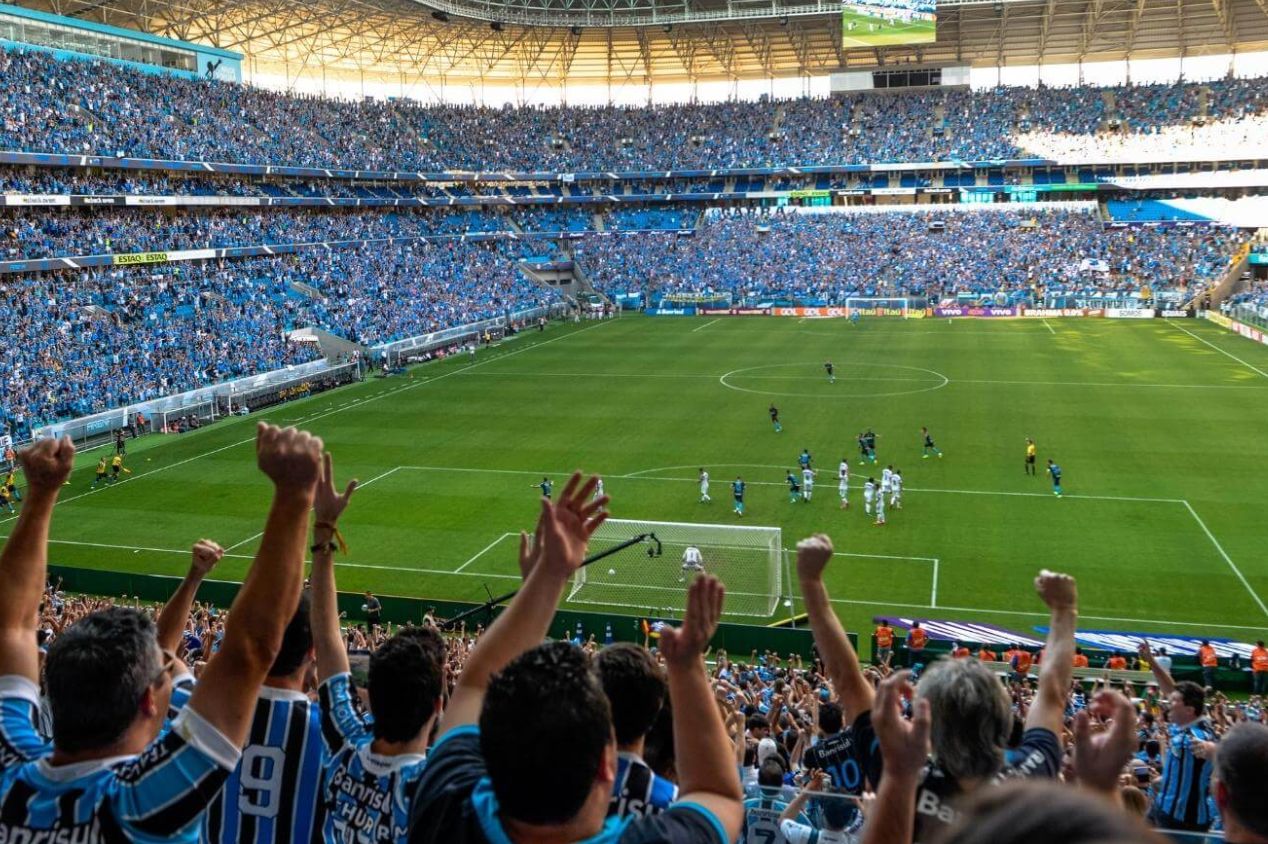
xmin=608 ymin=568 xmax=616 ymax=576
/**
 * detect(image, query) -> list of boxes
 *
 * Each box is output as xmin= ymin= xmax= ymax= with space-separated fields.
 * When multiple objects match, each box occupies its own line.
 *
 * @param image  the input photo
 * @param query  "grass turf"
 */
xmin=23 ymin=314 xmax=1268 ymax=646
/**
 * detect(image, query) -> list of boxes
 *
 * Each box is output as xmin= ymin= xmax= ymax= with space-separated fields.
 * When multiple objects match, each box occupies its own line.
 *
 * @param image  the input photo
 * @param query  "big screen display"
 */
xmin=842 ymin=0 xmax=936 ymax=47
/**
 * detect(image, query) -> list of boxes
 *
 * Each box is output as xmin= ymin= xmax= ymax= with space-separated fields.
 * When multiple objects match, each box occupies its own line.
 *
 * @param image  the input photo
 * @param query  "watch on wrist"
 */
xmin=311 ymin=540 xmax=339 ymax=554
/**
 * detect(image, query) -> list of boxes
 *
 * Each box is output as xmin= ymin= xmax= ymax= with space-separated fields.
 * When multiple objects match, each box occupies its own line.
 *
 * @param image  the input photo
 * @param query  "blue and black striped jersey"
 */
xmin=742 ymin=790 xmax=807 ymax=844
xmin=1154 ymin=719 xmax=1216 ymax=828
xmin=319 ymin=672 xmax=427 ymax=844
xmin=0 ymin=674 xmax=239 ymax=844
xmin=610 ymin=752 xmax=678 ymax=818
xmin=200 ymin=685 xmax=328 ymax=844
xmin=0 ymin=676 xmax=50 ymax=766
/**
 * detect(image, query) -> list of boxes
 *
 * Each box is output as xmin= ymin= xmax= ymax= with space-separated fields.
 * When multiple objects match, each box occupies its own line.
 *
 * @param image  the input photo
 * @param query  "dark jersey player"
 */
xmin=921 ymin=427 xmax=942 ymax=459
xmin=769 ymin=404 xmax=782 ymax=433
xmin=785 ymin=471 xmax=801 ymax=504
xmin=732 ymin=477 xmax=746 ymax=516
xmin=1047 ymin=460 xmax=1062 ymax=497
xmin=824 ymin=361 xmax=835 ymax=384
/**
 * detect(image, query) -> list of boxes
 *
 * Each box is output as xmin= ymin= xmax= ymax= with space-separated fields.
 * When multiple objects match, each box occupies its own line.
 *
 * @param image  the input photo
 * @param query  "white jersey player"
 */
xmin=680 ymin=545 xmax=705 ymax=582
xmin=863 ymin=478 xmax=876 ymax=515
xmin=594 ymin=478 xmax=605 ymax=501
xmin=881 ymin=466 xmax=893 ymax=495
xmin=838 ymin=459 xmax=850 ymax=510
xmin=699 ymin=469 xmax=711 ymax=503
xmin=890 ymin=469 xmax=903 ymax=509
xmin=801 ymin=467 xmax=816 ymax=501
xmin=874 ymin=484 xmax=887 ymax=525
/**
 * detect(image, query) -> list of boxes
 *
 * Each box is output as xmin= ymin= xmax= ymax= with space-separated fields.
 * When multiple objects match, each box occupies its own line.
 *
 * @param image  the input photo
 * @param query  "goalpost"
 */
xmin=567 ymin=518 xmax=782 ymax=618
xmin=845 ymin=296 xmax=914 ymax=317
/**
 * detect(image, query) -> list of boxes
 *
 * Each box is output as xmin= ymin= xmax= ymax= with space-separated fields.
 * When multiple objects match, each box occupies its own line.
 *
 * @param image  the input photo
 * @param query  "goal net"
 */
xmin=845 ymin=297 xmax=912 ymax=317
xmin=566 ymin=518 xmax=782 ymax=618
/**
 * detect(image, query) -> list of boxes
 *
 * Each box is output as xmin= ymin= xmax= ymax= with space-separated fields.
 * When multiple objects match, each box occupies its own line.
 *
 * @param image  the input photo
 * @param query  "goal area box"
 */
xmin=567 ymin=518 xmax=782 ymax=618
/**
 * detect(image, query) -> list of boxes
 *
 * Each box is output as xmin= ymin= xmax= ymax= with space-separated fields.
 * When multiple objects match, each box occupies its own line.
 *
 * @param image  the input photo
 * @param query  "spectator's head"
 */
xmin=1213 ymin=722 xmax=1268 ymax=842
xmin=368 ymin=626 xmax=445 ymax=743
xmin=747 ymin=713 xmax=770 ymax=739
xmin=480 ymin=641 xmax=615 ymax=826
xmin=757 ymin=756 xmax=784 ymax=788
xmin=756 ymin=737 xmax=780 ymax=768
xmin=44 ymin=607 xmax=170 ymax=754
xmin=642 ymin=702 xmax=675 ymax=782
xmin=1143 ymin=739 xmax=1161 ymax=759
xmin=595 ymin=642 xmax=666 ymax=749
xmin=1119 ymin=785 xmax=1148 ymax=818
xmin=268 ymin=590 xmax=313 ymax=678
xmin=938 ymin=780 xmax=1164 ymax=844
xmin=818 ymin=701 xmax=844 ymax=735
xmin=917 ymin=657 xmax=1011 ymax=781
xmin=819 ymin=795 xmax=852 ymax=832
xmin=1168 ymin=681 xmax=1205 ymax=725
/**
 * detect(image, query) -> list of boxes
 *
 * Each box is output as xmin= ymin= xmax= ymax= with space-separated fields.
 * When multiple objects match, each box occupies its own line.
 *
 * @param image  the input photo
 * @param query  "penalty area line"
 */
xmin=454 ymin=533 xmax=517 ymax=573
xmin=1182 ymin=500 xmax=1268 ymax=618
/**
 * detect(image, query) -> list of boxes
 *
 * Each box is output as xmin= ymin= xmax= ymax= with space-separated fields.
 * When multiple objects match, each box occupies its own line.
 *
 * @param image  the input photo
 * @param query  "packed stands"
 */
xmin=0 ymin=261 xmax=318 ymax=434
xmin=579 ymin=207 xmax=1245 ymax=307
xmin=3 ymin=47 xmax=1268 ymax=170
xmin=297 ymin=240 xmax=558 ymax=345
xmin=0 ymin=208 xmax=507 ymax=260
xmin=0 ymin=235 xmax=557 ymax=432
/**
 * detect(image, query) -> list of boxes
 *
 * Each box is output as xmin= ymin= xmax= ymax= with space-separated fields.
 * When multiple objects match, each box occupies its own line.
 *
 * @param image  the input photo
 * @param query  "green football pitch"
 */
xmin=21 ymin=314 xmax=1268 ymax=642
xmin=840 ymin=10 xmax=936 ymax=48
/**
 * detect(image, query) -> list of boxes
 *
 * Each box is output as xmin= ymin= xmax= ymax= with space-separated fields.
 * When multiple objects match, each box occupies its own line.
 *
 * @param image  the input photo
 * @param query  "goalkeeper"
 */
xmin=678 ymin=544 xmax=705 ymax=582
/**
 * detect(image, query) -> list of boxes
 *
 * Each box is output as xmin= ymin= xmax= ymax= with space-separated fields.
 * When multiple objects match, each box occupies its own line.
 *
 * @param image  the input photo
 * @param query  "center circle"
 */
xmin=718 ymin=362 xmax=950 ymax=399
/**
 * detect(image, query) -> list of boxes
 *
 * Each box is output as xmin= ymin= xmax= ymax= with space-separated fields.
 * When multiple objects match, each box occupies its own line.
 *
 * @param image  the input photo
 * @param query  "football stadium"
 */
xmin=1 ymin=0 xmax=1268 ymax=840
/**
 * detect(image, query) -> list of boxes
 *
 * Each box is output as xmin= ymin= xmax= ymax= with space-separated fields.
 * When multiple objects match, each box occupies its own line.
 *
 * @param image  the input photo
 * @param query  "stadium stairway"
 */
xmin=287 ymin=325 xmax=363 ymax=360
xmin=1101 ymin=88 xmax=1119 ymax=131
xmin=1196 ymin=239 xmax=1256 ymax=307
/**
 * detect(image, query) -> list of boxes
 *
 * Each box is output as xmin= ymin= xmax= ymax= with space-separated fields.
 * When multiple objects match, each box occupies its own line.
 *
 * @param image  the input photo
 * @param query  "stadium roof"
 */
xmin=16 ymin=0 xmax=1268 ymax=88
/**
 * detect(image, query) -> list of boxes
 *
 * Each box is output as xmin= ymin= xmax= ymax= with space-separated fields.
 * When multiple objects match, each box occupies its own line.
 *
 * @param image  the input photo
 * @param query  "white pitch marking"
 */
xmin=224 ymin=531 xmax=263 ymax=552
xmin=692 ymin=318 xmax=721 ymax=333
xmin=1182 ymin=500 xmax=1268 ymax=618
xmin=455 ymin=533 xmax=516 ymax=573
xmin=1166 ymin=319 xmax=1268 ymax=379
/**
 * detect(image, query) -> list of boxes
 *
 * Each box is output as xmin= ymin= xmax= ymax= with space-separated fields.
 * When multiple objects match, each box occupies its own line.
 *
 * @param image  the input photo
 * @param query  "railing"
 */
xmin=373 ymin=303 xmax=570 ymax=365
xmin=33 ymin=359 xmax=354 ymax=447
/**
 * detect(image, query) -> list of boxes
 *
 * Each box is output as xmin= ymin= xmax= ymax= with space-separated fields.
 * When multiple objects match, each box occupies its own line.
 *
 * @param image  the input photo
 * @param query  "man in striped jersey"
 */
xmin=741 ymin=758 xmax=802 ymax=844
xmin=311 ymin=452 xmax=446 ymax=844
xmin=0 ymin=425 xmax=320 ymax=844
xmin=596 ymin=643 xmax=678 ymax=818
xmin=1138 ymin=641 xmax=1218 ymax=832
xmin=152 ymin=535 xmax=328 ymax=844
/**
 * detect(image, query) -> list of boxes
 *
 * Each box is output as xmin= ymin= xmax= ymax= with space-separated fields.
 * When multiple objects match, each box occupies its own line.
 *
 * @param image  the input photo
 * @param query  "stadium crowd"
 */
xmin=578 ymin=207 xmax=1245 ymax=306
xmin=4 ymin=434 xmax=1267 ymax=844
xmin=0 ymin=207 xmax=512 ymax=260
xmin=0 ymin=238 xmax=557 ymax=433
xmin=3 ymin=46 xmax=1268 ymax=170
